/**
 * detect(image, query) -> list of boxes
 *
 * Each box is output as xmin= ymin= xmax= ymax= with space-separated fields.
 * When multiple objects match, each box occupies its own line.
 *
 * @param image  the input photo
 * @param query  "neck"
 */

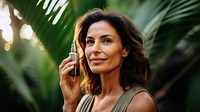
xmin=99 ymin=71 xmax=123 ymax=97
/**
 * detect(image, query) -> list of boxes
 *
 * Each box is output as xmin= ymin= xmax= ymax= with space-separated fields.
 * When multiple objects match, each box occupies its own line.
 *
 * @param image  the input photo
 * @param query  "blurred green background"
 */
xmin=0 ymin=0 xmax=200 ymax=112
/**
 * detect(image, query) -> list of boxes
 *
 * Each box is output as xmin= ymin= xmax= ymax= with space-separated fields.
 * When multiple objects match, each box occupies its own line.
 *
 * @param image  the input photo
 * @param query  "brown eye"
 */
xmin=103 ymin=39 xmax=112 ymax=44
xmin=86 ymin=39 xmax=94 ymax=46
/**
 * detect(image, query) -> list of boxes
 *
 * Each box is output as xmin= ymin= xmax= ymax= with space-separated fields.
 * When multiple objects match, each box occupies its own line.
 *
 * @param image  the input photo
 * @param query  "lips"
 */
xmin=90 ymin=58 xmax=107 ymax=64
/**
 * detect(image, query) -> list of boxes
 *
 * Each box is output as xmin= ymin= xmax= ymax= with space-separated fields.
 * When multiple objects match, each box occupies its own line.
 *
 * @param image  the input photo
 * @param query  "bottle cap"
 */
xmin=71 ymin=41 xmax=77 ymax=52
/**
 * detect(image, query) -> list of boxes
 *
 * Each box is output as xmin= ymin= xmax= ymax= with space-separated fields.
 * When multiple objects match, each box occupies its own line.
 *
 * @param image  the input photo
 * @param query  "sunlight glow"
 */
xmin=53 ymin=0 xmax=67 ymax=11
xmin=45 ymin=0 xmax=57 ymax=15
xmin=0 ymin=16 xmax=11 ymax=30
xmin=47 ymin=0 xmax=67 ymax=21
xmin=20 ymin=24 xmax=33 ymax=40
xmin=43 ymin=0 xmax=50 ymax=9
xmin=0 ymin=1 xmax=13 ymax=51
xmin=48 ymin=15 xmax=53 ymax=21
xmin=4 ymin=42 xmax=11 ymax=51
xmin=0 ymin=5 xmax=11 ymax=30
xmin=52 ymin=1 xmax=68 ymax=25
xmin=2 ymin=26 xmax=13 ymax=43
xmin=14 ymin=9 xmax=22 ymax=20
xmin=36 ymin=0 xmax=42 ymax=6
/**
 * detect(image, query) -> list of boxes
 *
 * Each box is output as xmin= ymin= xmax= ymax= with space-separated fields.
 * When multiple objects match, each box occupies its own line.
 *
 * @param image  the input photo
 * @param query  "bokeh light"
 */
xmin=2 ymin=25 xmax=13 ymax=43
xmin=20 ymin=24 xmax=33 ymax=40
xmin=4 ymin=42 xmax=11 ymax=51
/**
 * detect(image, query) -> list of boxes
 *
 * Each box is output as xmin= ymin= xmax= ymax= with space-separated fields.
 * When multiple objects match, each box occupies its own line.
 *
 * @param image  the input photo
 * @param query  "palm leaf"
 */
xmin=0 ymin=38 xmax=39 ymax=111
xmin=133 ymin=0 xmax=200 ymax=111
xmin=2 ymin=0 xmax=106 ymax=111
xmin=152 ymin=0 xmax=200 ymax=76
xmin=133 ymin=0 xmax=200 ymax=75
xmin=6 ymin=0 xmax=107 ymax=65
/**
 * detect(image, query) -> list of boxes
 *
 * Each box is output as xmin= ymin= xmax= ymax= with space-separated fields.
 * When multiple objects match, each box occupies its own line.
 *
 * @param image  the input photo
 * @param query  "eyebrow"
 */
xmin=86 ymin=34 xmax=115 ymax=39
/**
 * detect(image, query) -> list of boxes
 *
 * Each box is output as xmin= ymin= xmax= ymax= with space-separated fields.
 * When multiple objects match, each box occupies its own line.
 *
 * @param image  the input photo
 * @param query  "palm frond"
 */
xmin=6 ymin=0 xmax=107 ymax=65
xmin=0 ymin=39 xmax=39 ymax=111
xmin=2 ymin=0 xmax=107 ymax=111
xmin=134 ymin=0 xmax=200 ymax=71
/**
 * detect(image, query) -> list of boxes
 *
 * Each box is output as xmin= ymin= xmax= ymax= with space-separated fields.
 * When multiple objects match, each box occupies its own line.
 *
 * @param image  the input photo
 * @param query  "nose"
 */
xmin=91 ymin=42 xmax=101 ymax=54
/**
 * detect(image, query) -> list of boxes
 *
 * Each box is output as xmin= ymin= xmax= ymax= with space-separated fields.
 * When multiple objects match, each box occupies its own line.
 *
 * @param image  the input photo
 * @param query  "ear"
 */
xmin=122 ymin=46 xmax=130 ymax=57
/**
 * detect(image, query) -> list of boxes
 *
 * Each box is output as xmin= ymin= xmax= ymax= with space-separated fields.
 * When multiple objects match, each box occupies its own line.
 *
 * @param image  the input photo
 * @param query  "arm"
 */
xmin=63 ymin=101 xmax=78 ymax=112
xmin=126 ymin=92 xmax=158 ymax=112
xmin=59 ymin=57 xmax=81 ymax=112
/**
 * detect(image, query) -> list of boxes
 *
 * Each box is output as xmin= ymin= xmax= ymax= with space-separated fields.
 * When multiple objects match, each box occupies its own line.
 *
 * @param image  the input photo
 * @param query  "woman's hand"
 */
xmin=59 ymin=57 xmax=80 ymax=112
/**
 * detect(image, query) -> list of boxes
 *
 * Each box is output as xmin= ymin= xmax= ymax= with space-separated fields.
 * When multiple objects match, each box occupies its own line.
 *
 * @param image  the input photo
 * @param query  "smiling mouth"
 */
xmin=90 ymin=58 xmax=106 ymax=64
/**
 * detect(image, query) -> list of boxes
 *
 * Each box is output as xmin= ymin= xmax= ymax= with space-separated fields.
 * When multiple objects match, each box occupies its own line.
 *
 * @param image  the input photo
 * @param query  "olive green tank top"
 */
xmin=80 ymin=85 xmax=159 ymax=112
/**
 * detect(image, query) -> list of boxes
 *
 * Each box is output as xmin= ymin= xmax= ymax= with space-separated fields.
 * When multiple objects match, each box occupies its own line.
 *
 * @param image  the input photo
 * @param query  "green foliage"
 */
xmin=6 ymin=0 xmax=107 ymax=66
xmin=1 ymin=0 xmax=107 ymax=111
xmin=1 ymin=0 xmax=200 ymax=111
xmin=130 ymin=0 xmax=200 ymax=111
xmin=0 ymin=37 xmax=39 ymax=111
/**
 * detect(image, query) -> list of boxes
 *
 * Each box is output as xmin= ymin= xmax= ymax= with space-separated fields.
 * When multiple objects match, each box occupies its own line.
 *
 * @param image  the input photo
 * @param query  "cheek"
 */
xmin=107 ymin=47 xmax=123 ymax=57
xmin=84 ymin=48 xmax=90 ymax=59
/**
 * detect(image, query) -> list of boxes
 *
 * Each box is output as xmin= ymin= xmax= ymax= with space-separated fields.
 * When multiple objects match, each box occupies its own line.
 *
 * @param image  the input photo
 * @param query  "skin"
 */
xmin=83 ymin=21 xmax=129 ymax=112
xmin=59 ymin=57 xmax=80 ymax=112
xmin=59 ymin=21 xmax=157 ymax=112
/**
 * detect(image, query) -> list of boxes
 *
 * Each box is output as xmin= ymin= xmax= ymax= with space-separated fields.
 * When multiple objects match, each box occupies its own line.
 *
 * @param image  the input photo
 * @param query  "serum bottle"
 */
xmin=69 ymin=41 xmax=80 ymax=76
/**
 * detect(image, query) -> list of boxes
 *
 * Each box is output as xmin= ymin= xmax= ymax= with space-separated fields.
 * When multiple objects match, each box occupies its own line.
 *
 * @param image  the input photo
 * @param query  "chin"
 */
xmin=90 ymin=68 xmax=107 ymax=74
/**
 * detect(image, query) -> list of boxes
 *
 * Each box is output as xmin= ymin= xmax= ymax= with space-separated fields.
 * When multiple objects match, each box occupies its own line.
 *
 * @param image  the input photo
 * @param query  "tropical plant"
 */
xmin=0 ymin=0 xmax=106 ymax=111
xmin=0 ymin=0 xmax=200 ymax=111
xmin=131 ymin=0 xmax=200 ymax=111
xmin=0 ymin=7 xmax=61 ymax=111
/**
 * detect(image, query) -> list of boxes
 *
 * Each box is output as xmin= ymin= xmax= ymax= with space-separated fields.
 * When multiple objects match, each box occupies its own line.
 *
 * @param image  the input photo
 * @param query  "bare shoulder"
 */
xmin=126 ymin=92 xmax=158 ymax=112
xmin=76 ymin=94 xmax=90 ymax=112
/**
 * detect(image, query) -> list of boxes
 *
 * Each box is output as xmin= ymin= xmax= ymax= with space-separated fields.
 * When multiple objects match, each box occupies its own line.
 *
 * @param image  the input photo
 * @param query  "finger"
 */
xmin=59 ymin=61 xmax=77 ymax=88
xmin=60 ymin=61 xmax=76 ymax=73
xmin=59 ymin=57 xmax=72 ymax=70
xmin=61 ymin=65 xmax=74 ymax=77
xmin=73 ymin=76 xmax=81 ymax=92
xmin=60 ymin=65 xmax=74 ymax=84
xmin=73 ymin=76 xmax=80 ymax=83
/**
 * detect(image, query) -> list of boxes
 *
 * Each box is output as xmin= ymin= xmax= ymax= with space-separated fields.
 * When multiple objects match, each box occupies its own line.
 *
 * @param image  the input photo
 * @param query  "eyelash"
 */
xmin=86 ymin=40 xmax=94 ymax=45
xmin=103 ymin=39 xmax=112 ymax=43
xmin=85 ymin=38 xmax=112 ymax=46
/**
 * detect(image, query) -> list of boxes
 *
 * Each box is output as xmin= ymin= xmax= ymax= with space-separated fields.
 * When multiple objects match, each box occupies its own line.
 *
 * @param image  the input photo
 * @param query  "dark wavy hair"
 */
xmin=74 ymin=8 xmax=151 ymax=95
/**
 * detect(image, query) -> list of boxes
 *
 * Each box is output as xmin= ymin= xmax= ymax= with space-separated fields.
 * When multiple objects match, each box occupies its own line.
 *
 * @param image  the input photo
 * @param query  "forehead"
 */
xmin=87 ymin=20 xmax=119 ymax=38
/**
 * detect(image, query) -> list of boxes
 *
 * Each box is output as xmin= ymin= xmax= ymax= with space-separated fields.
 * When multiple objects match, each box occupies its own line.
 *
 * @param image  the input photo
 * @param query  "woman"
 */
xmin=59 ymin=8 xmax=158 ymax=112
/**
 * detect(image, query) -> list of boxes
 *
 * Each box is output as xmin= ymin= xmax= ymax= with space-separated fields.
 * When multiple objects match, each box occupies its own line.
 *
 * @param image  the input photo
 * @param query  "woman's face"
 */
xmin=85 ymin=20 xmax=129 ymax=74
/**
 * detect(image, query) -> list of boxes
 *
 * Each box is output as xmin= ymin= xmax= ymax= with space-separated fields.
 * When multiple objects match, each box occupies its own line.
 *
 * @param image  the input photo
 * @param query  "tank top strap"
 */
xmin=80 ymin=94 xmax=94 ymax=112
xmin=111 ymin=85 xmax=147 ymax=112
xmin=80 ymin=85 xmax=159 ymax=112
